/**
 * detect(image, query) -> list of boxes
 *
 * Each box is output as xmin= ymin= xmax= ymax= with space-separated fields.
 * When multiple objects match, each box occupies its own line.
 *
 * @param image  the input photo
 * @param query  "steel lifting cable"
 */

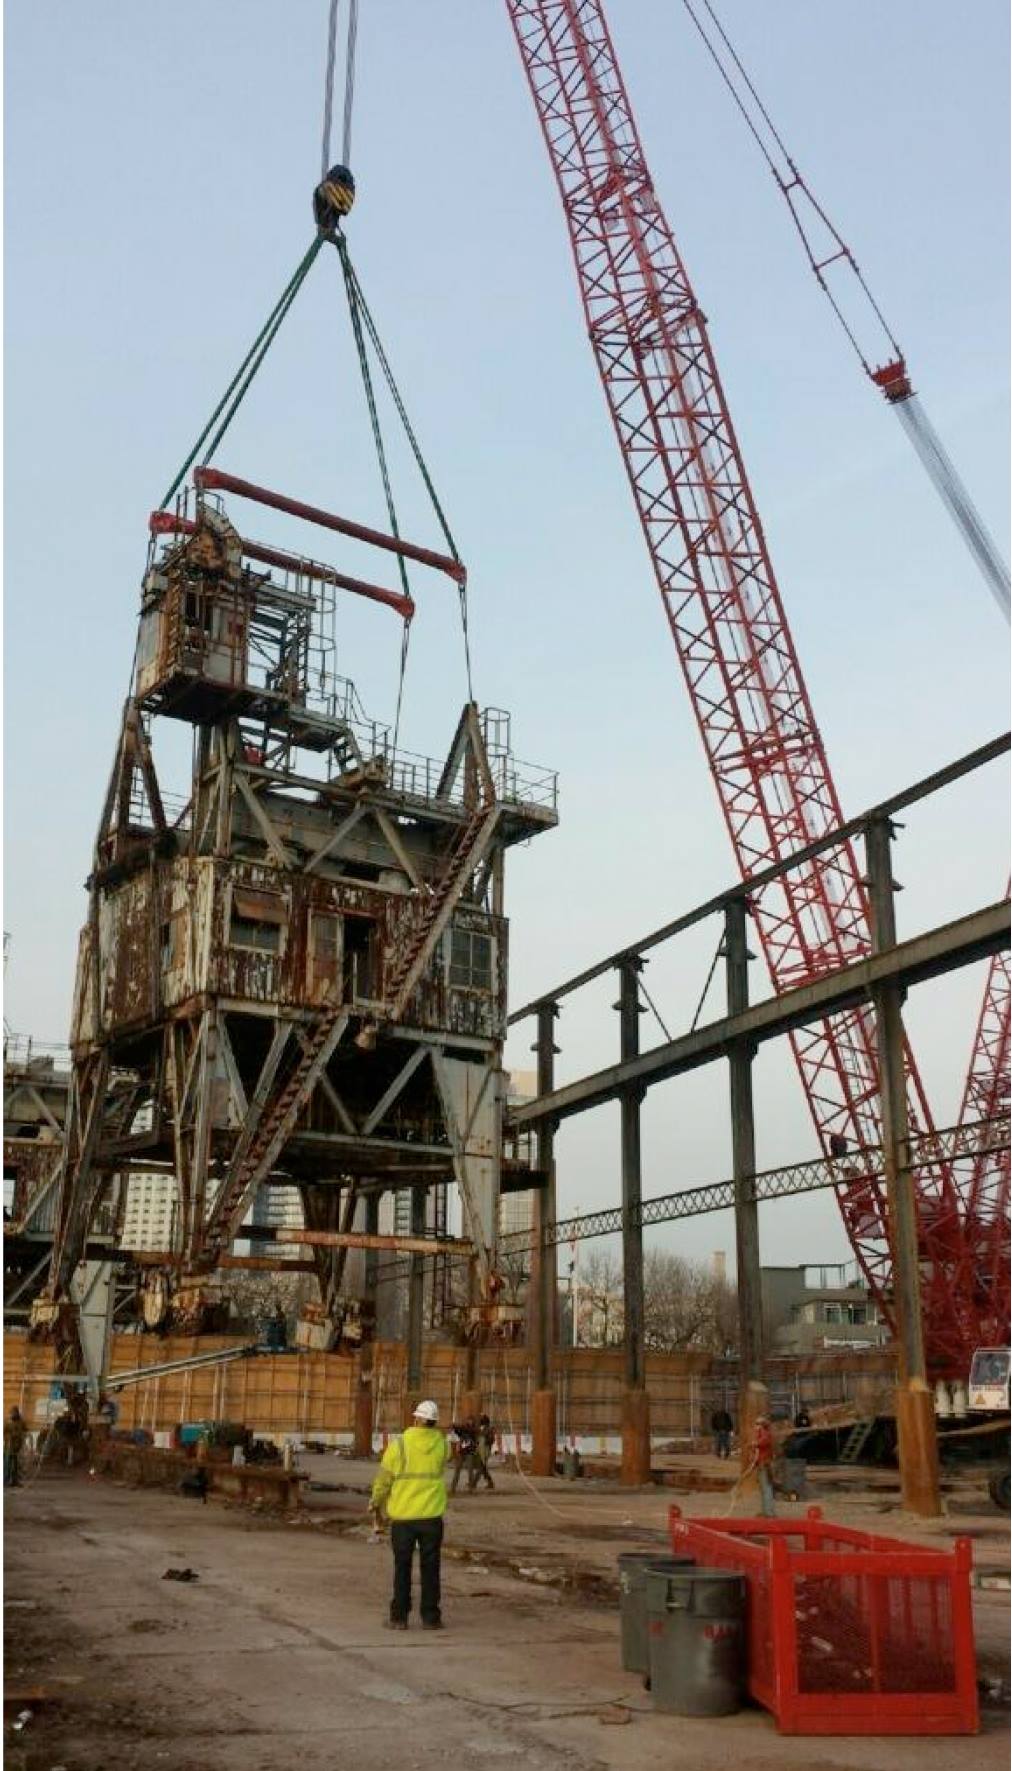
xmin=343 ymin=254 xmax=474 ymax=700
xmin=167 ymin=0 xmax=351 ymax=510
xmin=159 ymin=236 xmax=323 ymax=510
xmin=335 ymin=234 xmax=414 ymax=744
xmin=679 ymin=0 xmax=903 ymax=377
xmin=320 ymin=0 xmax=473 ymax=709
xmin=342 ymin=0 xmax=359 ymax=166
xmin=680 ymin=0 xmax=1011 ymax=623
xmin=320 ymin=0 xmax=359 ymax=175
xmin=321 ymin=0 xmax=341 ymax=179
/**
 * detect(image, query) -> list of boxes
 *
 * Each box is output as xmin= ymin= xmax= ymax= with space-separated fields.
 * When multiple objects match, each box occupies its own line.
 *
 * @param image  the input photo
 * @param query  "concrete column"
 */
xmin=530 ymin=1002 xmax=559 ymax=1477
xmin=725 ymin=899 xmax=766 ymax=1487
xmin=866 ymin=817 xmax=941 ymax=1517
xmin=618 ymin=959 xmax=650 ymax=1485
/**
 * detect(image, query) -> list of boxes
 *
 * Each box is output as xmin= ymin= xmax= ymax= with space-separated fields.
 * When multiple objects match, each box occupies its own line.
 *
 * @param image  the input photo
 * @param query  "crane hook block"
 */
xmin=314 ymin=164 xmax=356 ymax=232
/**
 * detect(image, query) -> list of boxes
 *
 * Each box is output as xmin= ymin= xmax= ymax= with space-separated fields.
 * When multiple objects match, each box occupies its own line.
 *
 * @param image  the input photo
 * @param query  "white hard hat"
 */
xmin=413 ymin=1399 xmax=439 ymax=1423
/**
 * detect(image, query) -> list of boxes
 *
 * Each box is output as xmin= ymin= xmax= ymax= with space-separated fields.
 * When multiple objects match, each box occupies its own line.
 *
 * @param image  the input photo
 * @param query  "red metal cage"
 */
xmin=669 ymin=1507 xmax=978 ymax=1736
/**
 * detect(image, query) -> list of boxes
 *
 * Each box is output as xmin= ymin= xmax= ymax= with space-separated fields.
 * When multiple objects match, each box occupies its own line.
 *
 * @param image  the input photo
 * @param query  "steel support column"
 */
xmin=725 ymin=898 xmax=768 ymax=1479
xmin=406 ymin=1186 xmax=426 ymax=1403
xmin=866 ymin=818 xmax=941 ymax=1516
xmin=530 ymin=1001 xmax=559 ymax=1475
xmin=618 ymin=959 xmax=650 ymax=1483
xmin=354 ymin=1193 xmax=380 ymax=1455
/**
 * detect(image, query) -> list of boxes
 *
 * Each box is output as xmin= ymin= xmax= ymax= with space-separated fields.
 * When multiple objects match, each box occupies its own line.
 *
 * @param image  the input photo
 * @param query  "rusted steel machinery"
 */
xmin=506 ymin=0 xmax=1009 ymax=1374
xmin=29 ymin=461 xmax=556 ymax=1342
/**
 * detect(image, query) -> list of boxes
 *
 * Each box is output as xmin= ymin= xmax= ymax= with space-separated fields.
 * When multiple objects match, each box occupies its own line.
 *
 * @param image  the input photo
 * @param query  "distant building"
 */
xmin=247 ymin=1183 xmax=304 ymax=1260
xmin=500 ymin=1187 xmax=534 ymax=1240
xmin=762 ymin=1262 xmax=888 ymax=1355
xmin=121 ymin=1173 xmax=179 ymax=1252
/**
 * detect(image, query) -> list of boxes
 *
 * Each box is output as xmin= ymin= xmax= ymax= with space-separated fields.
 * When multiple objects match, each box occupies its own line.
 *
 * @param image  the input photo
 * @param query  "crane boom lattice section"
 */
xmin=957 ymin=941 xmax=1011 ymax=1343
xmin=506 ymin=0 xmax=977 ymax=1367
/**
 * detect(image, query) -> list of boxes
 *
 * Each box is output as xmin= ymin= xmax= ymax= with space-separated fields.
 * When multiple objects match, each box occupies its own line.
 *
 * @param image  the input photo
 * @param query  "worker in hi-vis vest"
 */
xmin=370 ymin=1398 xmax=449 ymax=1629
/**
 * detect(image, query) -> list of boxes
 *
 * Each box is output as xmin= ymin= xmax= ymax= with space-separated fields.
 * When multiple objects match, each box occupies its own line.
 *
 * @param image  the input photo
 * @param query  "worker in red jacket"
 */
xmin=748 ymin=1414 xmax=776 ymax=1517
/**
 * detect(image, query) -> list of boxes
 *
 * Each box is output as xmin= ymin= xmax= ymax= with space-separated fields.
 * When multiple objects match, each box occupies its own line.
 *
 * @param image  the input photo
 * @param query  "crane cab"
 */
xmin=968 ymin=1347 xmax=1010 ymax=1414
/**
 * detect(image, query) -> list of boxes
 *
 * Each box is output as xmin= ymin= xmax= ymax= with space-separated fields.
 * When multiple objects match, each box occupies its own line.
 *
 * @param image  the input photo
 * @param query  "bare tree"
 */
xmin=643 ymin=1249 xmax=737 ymax=1354
xmin=577 ymin=1250 xmax=624 ymax=1347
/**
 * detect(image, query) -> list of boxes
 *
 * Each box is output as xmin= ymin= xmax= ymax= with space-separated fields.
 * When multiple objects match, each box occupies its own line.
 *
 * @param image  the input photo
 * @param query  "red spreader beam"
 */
xmin=148 ymin=511 xmax=415 ymax=621
xmin=193 ymin=466 xmax=466 ymax=586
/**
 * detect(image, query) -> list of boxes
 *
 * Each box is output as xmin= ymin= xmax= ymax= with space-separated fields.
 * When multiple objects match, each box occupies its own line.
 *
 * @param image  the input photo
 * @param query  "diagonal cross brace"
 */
xmin=202 ymin=1013 xmax=351 ymax=1258
xmin=387 ymin=805 xmax=502 ymax=1021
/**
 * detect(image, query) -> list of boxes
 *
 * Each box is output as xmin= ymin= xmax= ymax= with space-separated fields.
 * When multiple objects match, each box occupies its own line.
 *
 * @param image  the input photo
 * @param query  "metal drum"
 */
xmin=646 ymin=1566 xmax=745 ymax=1716
xmin=617 ymin=1552 xmax=694 ymax=1675
xmin=774 ymin=1454 xmax=809 ymax=1499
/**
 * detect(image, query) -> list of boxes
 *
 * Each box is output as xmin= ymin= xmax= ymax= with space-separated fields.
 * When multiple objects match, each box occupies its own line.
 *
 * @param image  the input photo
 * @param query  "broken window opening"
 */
xmin=343 ymin=916 xmax=377 ymax=1001
xmin=449 ymin=928 xmax=492 ymax=992
xmin=229 ymin=889 xmax=285 ymax=955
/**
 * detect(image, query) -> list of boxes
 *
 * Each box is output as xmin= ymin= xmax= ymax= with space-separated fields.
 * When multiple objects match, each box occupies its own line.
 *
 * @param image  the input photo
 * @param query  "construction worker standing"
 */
xmin=4 ymin=1407 xmax=26 ymax=1487
xmin=449 ymin=1416 xmax=478 ymax=1493
xmin=370 ymin=1399 xmax=449 ymax=1630
xmin=747 ymin=1413 xmax=776 ymax=1517
xmin=473 ymin=1413 xmax=495 ymax=1490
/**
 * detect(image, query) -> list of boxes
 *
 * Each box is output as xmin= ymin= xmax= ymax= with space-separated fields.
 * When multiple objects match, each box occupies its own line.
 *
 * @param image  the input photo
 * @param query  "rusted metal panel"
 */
xmin=102 ymin=872 xmax=156 ymax=1030
xmin=70 ymin=924 xmax=96 ymax=1046
xmin=160 ymin=858 xmax=211 ymax=1010
xmin=4 ymin=1138 xmax=61 ymax=1220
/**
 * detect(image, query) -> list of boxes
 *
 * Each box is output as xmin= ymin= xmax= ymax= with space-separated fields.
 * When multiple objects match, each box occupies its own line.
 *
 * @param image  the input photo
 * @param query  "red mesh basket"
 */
xmin=669 ymin=1507 xmax=978 ymax=1735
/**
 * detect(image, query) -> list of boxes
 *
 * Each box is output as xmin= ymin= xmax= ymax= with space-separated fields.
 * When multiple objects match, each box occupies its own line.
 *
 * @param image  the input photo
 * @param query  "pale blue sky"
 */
xmin=4 ymin=2 xmax=1009 ymax=1270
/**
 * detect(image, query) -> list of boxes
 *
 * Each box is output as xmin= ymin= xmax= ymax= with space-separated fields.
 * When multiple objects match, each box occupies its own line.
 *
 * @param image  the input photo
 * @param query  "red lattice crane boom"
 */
xmin=506 ymin=0 xmax=1002 ymax=1372
xmin=957 ymin=939 xmax=1011 ymax=1344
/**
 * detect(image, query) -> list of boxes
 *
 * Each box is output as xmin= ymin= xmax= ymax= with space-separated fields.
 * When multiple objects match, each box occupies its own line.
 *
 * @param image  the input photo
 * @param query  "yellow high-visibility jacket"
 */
xmin=370 ymin=1425 xmax=449 ymax=1521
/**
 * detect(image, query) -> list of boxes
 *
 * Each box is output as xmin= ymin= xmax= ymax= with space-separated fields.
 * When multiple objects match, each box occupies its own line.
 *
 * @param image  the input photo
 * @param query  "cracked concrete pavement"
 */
xmin=4 ymin=1465 xmax=1008 ymax=1771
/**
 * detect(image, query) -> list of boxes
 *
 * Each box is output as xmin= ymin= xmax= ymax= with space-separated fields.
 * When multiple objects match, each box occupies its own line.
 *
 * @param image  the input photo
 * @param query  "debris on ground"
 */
xmin=161 ymin=1567 xmax=199 ymax=1582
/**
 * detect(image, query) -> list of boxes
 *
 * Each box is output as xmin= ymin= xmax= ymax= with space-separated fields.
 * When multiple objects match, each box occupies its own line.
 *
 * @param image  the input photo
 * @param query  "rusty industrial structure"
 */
xmin=28 ymin=466 xmax=557 ymax=1365
xmin=6 ymin=1 xmax=1006 ymax=1543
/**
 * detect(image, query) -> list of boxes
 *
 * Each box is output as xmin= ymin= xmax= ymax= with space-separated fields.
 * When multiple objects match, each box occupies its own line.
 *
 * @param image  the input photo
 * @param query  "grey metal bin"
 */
xmin=646 ymin=1565 xmax=745 ymax=1716
xmin=617 ymin=1552 xmax=694 ymax=1676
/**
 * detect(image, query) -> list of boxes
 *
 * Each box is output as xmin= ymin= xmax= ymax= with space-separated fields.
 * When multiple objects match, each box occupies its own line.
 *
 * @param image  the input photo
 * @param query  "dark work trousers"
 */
xmin=450 ymin=1452 xmax=476 ymax=1493
xmin=390 ymin=1516 xmax=443 ymax=1623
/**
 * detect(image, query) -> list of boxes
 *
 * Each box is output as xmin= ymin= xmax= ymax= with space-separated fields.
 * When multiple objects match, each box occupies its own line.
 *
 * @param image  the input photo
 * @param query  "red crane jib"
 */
xmin=507 ymin=0 xmax=1005 ymax=1370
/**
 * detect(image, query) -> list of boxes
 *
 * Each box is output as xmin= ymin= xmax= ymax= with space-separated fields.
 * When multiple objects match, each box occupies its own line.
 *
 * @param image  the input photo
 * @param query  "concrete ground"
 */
xmin=4 ymin=1455 xmax=1008 ymax=1771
